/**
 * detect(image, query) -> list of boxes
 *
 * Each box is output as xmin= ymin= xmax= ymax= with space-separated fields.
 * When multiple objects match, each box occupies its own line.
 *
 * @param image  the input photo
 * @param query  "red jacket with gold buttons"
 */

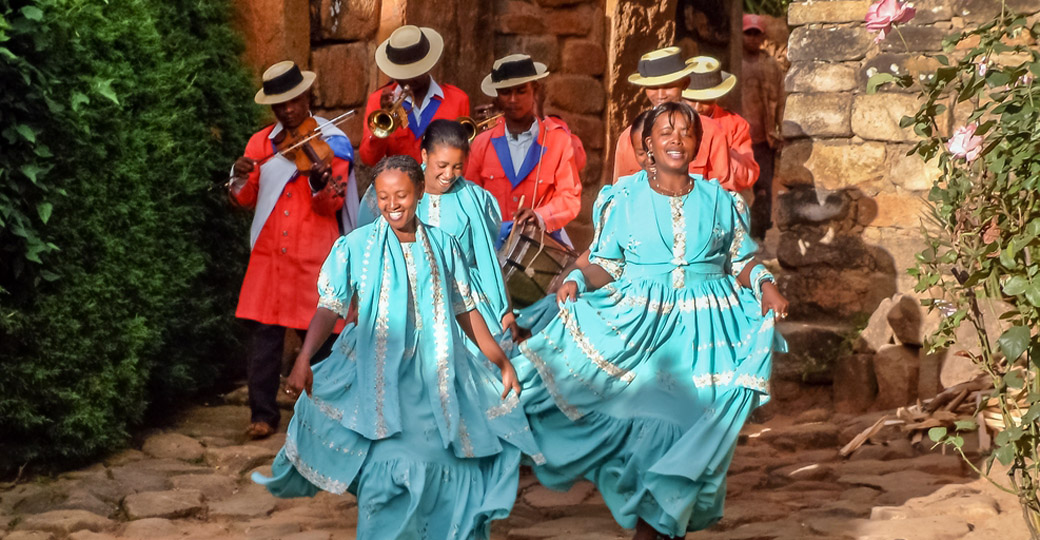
xmin=464 ymin=118 xmax=582 ymax=234
xmin=231 ymin=124 xmax=348 ymax=330
xmin=358 ymin=81 xmax=471 ymax=167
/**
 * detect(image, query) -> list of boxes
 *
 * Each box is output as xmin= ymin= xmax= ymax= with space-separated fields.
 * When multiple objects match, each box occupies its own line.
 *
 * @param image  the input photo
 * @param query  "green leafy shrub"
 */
xmin=0 ymin=0 xmax=258 ymax=474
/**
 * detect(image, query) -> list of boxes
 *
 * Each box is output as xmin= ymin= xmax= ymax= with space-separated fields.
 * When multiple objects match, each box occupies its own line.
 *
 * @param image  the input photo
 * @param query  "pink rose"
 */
xmin=865 ymin=0 xmax=917 ymax=43
xmin=947 ymin=124 xmax=984 ymax=162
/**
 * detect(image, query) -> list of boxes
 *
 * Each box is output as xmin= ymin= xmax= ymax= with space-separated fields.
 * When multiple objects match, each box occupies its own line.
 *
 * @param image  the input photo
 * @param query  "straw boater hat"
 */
xmin=481 ymin=54 xmax=550 ymax=97
xmin=375 ymin=25 xmax=445 ymax=80
xmin=628 ymin=46 xmax=697 ymax=87
xmin=254 ymin=61 xmax=316 ymax=105
xmin=681 ymin=56 xmax=737 ymax=101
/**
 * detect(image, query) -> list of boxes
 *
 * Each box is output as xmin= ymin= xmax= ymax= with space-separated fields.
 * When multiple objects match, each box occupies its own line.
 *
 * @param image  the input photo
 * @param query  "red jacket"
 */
xmin=358 ymin=81 xmax=470 ymax=166
xmin=613 ymin=114 xmax=752 ymax=191
xmin=465 ymin=119 xmax=582 ymax=233
xmin=231 ymin=124 xmax=348 ymax=330
xmin=544 ymin=115 xmax=587 ymax=172
xmin=710 ymin=106 xmax=760 ymax=189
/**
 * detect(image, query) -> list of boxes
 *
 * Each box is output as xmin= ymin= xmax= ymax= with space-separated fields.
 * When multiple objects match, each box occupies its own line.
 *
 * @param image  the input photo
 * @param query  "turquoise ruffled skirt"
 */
xmin=254 ymin=324 xmax=534 ymax=540
xmin=515 ymin=269 xmax=780 ymax=536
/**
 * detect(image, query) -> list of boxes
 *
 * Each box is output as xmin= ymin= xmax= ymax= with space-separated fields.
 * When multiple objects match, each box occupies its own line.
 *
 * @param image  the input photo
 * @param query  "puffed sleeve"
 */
xmin=444 ymin=235 xmax=478 ymax=316
xmin=726 ymin=190 xmax=758 ymax=277
xmin=316 ymin=236 xmax=353 ymax=317
xmin=587 ymin=183 xmax=627 ymax=280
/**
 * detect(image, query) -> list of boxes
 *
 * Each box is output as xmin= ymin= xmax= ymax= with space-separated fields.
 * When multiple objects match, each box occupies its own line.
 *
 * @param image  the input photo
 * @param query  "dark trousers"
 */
xmin=751 ymin=142 xmax=775 ymax=240
xmin=247 ymin=322 xmax=336 ymax=427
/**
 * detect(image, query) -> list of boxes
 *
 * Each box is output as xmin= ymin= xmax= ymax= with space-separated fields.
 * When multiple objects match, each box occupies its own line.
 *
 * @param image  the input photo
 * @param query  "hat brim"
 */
xmin=254 ymin=71 xmax=317 ymax=105
xmin=628 ymin=63 xmax=697 ymax=87
xmin=375 ymin=28 xmax=445 ymax=80
xmin=480 ymin=65 xmax=550 ymax=97
xmin=682 ymin=72 xmax=737 ymax=101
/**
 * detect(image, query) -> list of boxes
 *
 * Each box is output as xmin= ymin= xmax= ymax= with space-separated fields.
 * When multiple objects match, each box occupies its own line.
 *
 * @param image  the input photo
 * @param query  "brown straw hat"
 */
xmin=254 ymin=61 xmax=316 ymax=105
xmin=681 ymin=56 xmax=737 ymax=101
xmin=375 ymin=25 xmax=445 ymax=80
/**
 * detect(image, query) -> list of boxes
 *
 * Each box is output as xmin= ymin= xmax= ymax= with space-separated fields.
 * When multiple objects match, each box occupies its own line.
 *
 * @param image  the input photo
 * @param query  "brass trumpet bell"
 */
xmin=458 ymin=113 xmax=503 ymax=141
xmin=367 ymin=88 xmax=411 ymax=138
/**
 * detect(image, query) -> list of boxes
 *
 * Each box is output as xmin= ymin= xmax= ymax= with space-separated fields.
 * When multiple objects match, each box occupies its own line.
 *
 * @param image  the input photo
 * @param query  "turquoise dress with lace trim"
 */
xmin=253 ymin=220 xmax=542 ymax=540
xmin=515 ymin=171 xmax=783 ymax=536
xmin=359 ymin=177 xmax=510 ymax=334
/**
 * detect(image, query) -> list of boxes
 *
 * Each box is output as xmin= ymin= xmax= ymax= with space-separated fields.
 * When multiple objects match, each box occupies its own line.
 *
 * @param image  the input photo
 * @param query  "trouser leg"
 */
xmin=751 ymin=142 xmax=775 ymax=240
xmin=247 ymin=322 xmax=285 ymax=427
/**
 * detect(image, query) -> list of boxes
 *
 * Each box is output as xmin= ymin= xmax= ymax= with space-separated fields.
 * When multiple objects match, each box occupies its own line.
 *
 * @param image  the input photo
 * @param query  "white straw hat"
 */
xmin=375 ymin=25 xmax=445 ymax=80
xmin=254 ymin=61 xmax=316 ymax=105
xmin=480 ymin=54 xmax=550 ymax=97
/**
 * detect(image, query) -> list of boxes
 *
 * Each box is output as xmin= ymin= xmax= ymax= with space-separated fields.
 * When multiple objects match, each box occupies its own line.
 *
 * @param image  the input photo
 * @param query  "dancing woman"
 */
xmin=254 ymin=156 xmax=540 ymax=540
xmin=517 ymin=101 xmax=788 ymax=539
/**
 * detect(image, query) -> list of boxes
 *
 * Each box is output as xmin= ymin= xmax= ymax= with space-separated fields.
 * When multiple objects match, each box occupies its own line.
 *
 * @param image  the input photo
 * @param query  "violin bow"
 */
xmin=257 ymin=110 xmax=357 ymax=166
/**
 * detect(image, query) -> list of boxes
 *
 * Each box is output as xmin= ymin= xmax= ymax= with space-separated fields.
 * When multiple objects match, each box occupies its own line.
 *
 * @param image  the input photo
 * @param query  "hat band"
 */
xmin=263 ymin=65 xmax=304 ymax=96
xmin=637 ymin=54 xmax=686 ymax=78
xmin=386 ymin=33 xmax=431 ymax=65
xmin=688 ymin=70 xmax=724 ymax=90
xmin=491 ymin=59 xmax=538 ymax=83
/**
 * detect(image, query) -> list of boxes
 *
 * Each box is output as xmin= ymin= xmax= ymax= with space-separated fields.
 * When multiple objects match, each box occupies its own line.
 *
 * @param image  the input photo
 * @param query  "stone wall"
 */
xmin=777 ymin=0 xmax=1040 ymax=321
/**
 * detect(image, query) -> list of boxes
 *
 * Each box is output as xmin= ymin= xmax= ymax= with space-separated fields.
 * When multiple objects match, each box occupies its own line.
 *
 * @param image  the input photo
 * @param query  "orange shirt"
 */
xmin=358 ymin=81 xmax=470 ymax=166
xmin=232 ymin=124 xmax=348 ymax=330
xmin=612 ymin=115 xmax=750 ymax=190
xmin=709 ymin=106 xmax=760 ymax=189
xmin=465 ymin=119 xmax=582 ymax=233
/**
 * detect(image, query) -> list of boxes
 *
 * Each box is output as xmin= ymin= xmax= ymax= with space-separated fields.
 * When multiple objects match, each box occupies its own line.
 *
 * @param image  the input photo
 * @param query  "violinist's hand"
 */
xmin=287 ymin=356 xmax=313 ymax=398
xmin=308 ymin=162 xmax=331 ymax=192
xmin=556 ymin=280 xmax=579 ymax=305
xmin=761 ymin=281 xmax=789 ymax=320
xmin=232 ymin=157 xmax=255 ymax=181
xmin=514 ymin=208 xmax=543 ymax=229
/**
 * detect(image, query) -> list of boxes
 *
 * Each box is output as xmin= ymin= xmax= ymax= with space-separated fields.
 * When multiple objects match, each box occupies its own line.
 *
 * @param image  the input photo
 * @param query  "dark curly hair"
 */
xmin=641 ymin=101 xmax=701 ymax=162
xmin=372 ymin=154 xmax=424 ymax=189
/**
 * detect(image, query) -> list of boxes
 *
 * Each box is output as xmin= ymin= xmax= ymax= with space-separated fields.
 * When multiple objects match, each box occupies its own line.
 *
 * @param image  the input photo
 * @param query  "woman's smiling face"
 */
xmin=421 ymin=144 xmax=466 ymax=195
xmin=645 ymin=111 xmax=697 ymax=174
xmin=375 ymin=168 xmax=422 ymax=233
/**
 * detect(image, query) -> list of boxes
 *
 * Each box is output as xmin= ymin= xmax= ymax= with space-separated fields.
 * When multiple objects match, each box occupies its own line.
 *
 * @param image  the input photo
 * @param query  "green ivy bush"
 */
xmin=0 ymin=0 xmax=258 ymax=474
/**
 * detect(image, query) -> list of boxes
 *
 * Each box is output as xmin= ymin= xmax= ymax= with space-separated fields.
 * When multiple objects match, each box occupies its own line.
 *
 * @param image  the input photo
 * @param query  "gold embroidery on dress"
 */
xmin=670 ymin=196 xmax=687 ymax=289
xmin=518 ymin=341 xmax=584 ymax=420
xmin=373 ymin=259 xmax=392 ymax=439
xmin=418 ymin=225 xmax=455 ymax=433
xmin=558 ymin=308 xmax=635 ymax=383
xmin=428 ymin=194 xmax=441 ymax=227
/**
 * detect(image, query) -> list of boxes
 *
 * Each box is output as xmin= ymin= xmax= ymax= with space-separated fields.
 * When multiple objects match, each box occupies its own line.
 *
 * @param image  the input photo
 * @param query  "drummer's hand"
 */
xmin=556 ymin=280 xmax=579 ymax=305
xmin=514 ymin=208 xmax=543 ymax=229
xmin=499 ymin=360 xmax=522 ymax=399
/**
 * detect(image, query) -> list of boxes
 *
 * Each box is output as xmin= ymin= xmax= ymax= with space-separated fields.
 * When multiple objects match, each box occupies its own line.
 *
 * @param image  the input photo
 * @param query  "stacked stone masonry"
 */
xmin=779 ymin=0 xmax=1040 ymax=320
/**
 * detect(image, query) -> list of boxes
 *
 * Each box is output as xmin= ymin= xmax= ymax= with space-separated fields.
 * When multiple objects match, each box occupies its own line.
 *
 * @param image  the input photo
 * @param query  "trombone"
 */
xmin=458 ymin=112 xmax=503 ymax=142
xmin=367 ymin=86 xmax=412 ymax=138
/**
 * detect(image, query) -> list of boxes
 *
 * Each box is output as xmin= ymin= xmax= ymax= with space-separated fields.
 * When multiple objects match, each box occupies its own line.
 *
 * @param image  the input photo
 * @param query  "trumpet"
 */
xmin=458 ymin=113 xmax=503 ymax=141
xmin=367 ymin=86 xmax=412 ymax=138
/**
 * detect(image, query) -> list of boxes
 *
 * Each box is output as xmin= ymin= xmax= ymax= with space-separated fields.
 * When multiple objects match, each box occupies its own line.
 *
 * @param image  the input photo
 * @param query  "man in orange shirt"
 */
xmin=359 ymin=25 xmax=470 ymax=166
xmin=465 ymin=54 xmax=581 ymax=247
xmin=612 ymin=47 xmax=744 ymax=190
xmin=682 ymin=56 xmax=759 ymax=191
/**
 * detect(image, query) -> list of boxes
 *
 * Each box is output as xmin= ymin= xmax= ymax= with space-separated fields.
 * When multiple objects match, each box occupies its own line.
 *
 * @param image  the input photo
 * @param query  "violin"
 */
xmin=272 ymin=116 xmax=334 ymax=174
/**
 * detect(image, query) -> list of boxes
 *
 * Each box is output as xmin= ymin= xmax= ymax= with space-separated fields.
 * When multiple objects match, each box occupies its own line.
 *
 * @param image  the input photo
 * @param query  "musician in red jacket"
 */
xmin=359 ymin=25 xmax=470 ymax=166
xmin=682 ymin=56 xmax=760 ymax=191
xmin=612 ymin=47 xmax=745 ymax=191
xmin=464 ymin=54 xmax=582 ymax=247
xmin=228 ymin=61 xmax=354 ymax=440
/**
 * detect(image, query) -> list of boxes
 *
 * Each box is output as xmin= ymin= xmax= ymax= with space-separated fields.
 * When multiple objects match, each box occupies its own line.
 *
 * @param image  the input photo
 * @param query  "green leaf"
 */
xmin=867 ymin=73 xmax=898 ymax=94
xmin=20 ymin=6 xmax=44 ymax=21
xmin=1005 ymin=370 xmax=1026 ymax=389
xmin=36 ymin=202 xmax=53 ymax=224
xmin=19 ymin=164 xmax=44 ymax=184
xmin=999 ymin=326 xmax=1031 ymax=360
xmin=15 ymin=124 xmax=36 ymax=143
xmin=995 ymin=444 xmax=1015 ymax=465
xmin=95 ymin=79 xmax=119 ymax=105
xmin=1004 ymin=275 xmax=1029 ymax=295
xmin=954 ymin=419 xmax=978 ymax=431
xmin=929 ymin=426 xmax=948 ymax=442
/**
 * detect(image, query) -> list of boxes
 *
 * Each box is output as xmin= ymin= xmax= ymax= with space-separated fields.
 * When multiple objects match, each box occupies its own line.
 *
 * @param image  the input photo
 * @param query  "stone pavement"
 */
xmin=0 ymin=400 xmax=1031 ymax=540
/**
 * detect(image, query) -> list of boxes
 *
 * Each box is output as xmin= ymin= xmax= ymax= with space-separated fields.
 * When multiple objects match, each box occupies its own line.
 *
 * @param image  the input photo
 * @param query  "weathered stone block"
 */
xmin=873 ymin=344 xmax=920 ymax=409
xmin=862 ymin=191 xmax=928 ymax=228
xmin=123 ymin=490 xmax=205 ymax=521
xmin=546 ymin=74 xmax=605 ymax=114
xmin=495 ymin=0 xmax=548 ymax=34
xmin=833 ymin=354 xmax=878 ymax=413
xmin=204 ymin=445 xmax=276 ymax=475
xmin=15 ymin=511 xmax=114 ymax=536
xmin=547 ymin=4 xmax=598 ymax=36
xmin=235 ymin=0 xmax=311 ymax=75
xmin=311 ymin=43 xmax=369 ymax=109
xmin=776 ymin=188 xmax=852 ymax=228
xmin=315 ymin=0 xmax=380 ymax=41
xmin=958 ymin=0 xmax=1006 ymax=24
xmin=909 ymin=0 xmax=955 ymax=24
xmin=851 ymin=93 xmax=920 ymax=142
xmin=169 ymin=474 xmax=238 ymax=501
xmin=879 ymin=24 xmax=946 ymax=52
xmin=919 ymin=349 xmax=944 ymax=400
xmin=777 ymin=231 xmax=876 ymax=269
xmin=533 ymin=0 xmax=585 ymax=5
xmin=786 ymin=62 xmax=858 ymax=93
xmin=772 ymin=322 xmax=848 ymax=384
xmin=561 ymin=39 xmax=606 ymax=76
xmin=783 ymin=93 xmax=852 ymax=138
xmin=856 ymin=297 xmax=894 ymax=353
xmin=888 ymin=144 xmax=942 ymax=191
xmin=807 ymin=141 xmax=887 ymax=192
xmin=495 ymin=34 xmax=560 ymax=71
xmin=788 ymin=0 xmax=872 ymax=25
xmin=141 ymin=433 xmax=205 ymax=462
xmin=545 ymin=109 xmax=604 ymax=151
xmin=780 ymin=266 xmax=897 ymax=319
xmin=788 ymin=26 xmax=874 ymax=62
xmin=887 ymin=294 xmax=924 ymax=346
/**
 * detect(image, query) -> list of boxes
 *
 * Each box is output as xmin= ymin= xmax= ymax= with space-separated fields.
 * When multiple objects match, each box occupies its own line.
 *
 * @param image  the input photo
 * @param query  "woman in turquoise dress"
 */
xmin=359 ymin=119 xmax=519 ymax=343
xmin=254 ymin=155 xmax=542 ymax=540
xmin=516 ymin=102 xmax=789 ymax=540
